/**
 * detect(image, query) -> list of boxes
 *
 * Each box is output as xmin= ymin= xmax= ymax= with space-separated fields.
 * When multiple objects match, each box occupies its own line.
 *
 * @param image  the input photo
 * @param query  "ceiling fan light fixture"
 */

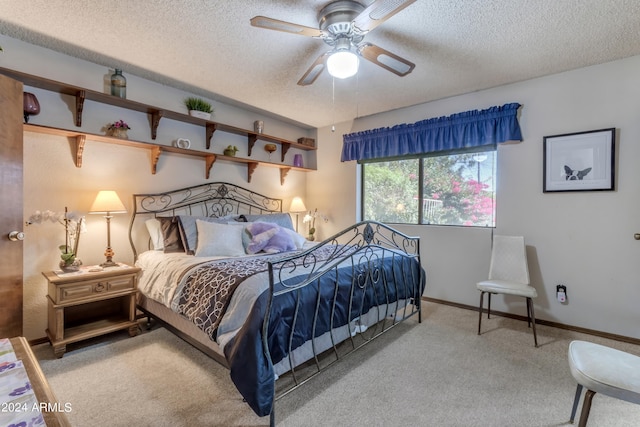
xmin=327 ymin=50 xmax=359 ymax=79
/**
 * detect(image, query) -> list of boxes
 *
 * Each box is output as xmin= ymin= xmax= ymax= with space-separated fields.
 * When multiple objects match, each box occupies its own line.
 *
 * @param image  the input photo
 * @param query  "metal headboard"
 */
xmin=128 ymin=182 xmax=283 ymax=260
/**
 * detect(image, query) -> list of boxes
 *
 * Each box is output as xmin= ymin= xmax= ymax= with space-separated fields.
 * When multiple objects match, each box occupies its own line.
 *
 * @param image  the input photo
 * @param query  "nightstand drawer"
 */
xmin=54 ymin=275 xmax=136 ymax=304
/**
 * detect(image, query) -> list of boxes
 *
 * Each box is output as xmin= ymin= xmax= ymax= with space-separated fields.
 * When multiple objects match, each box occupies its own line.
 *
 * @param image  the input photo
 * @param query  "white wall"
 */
xmin=0 ymin=35 xmax=314 ymax=340
xmin=311 ymin=55 xmax=640 ymax=340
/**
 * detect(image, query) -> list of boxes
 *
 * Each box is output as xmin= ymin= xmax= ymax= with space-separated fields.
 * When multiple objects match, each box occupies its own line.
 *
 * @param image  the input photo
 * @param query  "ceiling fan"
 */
xmin=250 ymin=0 xmax=416 ymax=86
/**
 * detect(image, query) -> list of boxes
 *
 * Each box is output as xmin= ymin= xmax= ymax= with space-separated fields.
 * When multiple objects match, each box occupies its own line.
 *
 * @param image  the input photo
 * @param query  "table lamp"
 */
xmin=90 ymin=190 xmax=126 ymax=267
xmin=289 ymin=196 xmax=307 ymax=232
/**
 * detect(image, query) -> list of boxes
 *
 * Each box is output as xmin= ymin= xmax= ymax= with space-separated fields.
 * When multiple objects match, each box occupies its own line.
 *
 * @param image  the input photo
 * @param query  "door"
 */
xmin=0 ymin=74 xmax=24 ymax=337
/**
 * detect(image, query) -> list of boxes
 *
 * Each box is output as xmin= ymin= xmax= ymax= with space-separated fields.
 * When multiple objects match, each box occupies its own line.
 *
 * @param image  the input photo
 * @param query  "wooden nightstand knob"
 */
xmin=94 ymin=282 xmax=106 ymax=292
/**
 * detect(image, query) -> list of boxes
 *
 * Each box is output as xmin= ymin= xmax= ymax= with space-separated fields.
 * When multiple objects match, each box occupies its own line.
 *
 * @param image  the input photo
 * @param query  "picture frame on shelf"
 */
xmin=543 ymin=128 xmax=615 ymax=193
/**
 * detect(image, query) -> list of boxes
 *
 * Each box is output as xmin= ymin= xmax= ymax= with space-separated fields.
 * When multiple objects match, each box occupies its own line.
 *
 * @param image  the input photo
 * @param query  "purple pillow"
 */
xmin=246 ymin=222 xmax=296 ymax=254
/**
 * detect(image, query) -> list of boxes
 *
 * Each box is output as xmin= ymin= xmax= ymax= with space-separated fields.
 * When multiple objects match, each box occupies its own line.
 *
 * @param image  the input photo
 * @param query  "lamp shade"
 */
xmin=89 ymin=190 xmax=126 ymax=214
xmin=289 ymin=196 xmax=307 ymax=213
xmin=327 ymin=50 xmax=359 ymax=79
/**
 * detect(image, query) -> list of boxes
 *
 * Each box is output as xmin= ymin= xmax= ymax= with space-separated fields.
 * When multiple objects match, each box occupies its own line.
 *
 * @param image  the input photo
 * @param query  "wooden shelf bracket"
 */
xmin=247 ymin=162 xmax=258 ymax=183
xmin=281 ymin=143 xmax=291 ymax=162
xmin=247 ymin=134 xmax=258 ymax=157
xmin=205 ymin=154 xmax=216 ymax=179
xmin=75 ymin=90 xmax=86 ymax=127
xmin=74 ymin=134 xmax=85 ymax=168
xmin=205 ymin=123 xmax=218 ymax=150
xmin=151 ymin=110 xmax=164 ymax=140
xmin=280 ymin=167 xmax=291 ymax=186
xmin=151 ymin=146 xmax=162 ymax=174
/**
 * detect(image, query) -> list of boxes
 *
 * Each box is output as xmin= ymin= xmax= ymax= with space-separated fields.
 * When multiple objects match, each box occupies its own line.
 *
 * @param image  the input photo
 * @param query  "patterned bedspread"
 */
xmin=174 ymin=245 xmax=346 ymax=343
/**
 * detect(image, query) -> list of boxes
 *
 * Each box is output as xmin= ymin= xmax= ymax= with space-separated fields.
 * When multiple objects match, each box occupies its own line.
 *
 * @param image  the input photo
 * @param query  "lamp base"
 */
xmin=100 ymin=260 xmax=119 ymax=268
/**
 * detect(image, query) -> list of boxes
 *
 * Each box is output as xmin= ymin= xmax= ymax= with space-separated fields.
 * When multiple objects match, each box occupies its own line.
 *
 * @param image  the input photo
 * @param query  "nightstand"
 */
xmin=43 ymin=264 xmax=141 ymax=358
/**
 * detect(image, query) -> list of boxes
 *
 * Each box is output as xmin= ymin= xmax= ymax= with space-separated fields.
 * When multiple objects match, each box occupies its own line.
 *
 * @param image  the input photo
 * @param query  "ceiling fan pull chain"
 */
xmin=332 ymin=77 xmax=336 ymax=132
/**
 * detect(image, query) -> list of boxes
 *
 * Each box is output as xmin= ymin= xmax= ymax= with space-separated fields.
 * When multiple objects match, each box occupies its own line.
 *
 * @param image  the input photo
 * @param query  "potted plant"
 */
xmin=223 ymin=145 xmax=239 ymax=156
xmin=184 ymin=97 xmax=213 ymax=120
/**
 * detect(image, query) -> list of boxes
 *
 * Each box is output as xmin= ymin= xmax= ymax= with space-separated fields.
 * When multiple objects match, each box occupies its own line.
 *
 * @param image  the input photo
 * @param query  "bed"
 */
xmin=128 ymin=182 xmax=426 ymax=425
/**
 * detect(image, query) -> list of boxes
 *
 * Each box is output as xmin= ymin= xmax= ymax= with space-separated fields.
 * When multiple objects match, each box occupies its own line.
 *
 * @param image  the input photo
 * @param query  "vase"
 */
xmin=110 ymin=69 xmax=127 ymax=98
xmin=23 ymin=92 xmax=40 ymax=123
xmin=59 ymin=258 xmax=82 ymax=273
xmin=110 ymin=128 xmax=128 ymax=139
xmin=308 ymin=234 xmax=315 ymax=241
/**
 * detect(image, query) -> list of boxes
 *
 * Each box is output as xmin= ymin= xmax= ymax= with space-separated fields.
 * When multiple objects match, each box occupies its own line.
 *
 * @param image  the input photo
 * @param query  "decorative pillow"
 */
xmin=283 ymin=227 xmax=307 ymax=250
xmin=158 ymin=217 xmax=185 ymax=253
xmin=145 ymin=218 xmax=164 ymax=250
xmin=246 ymin=221 xmax=296 ymax=254
xmin=178 ymin=215 xmax=235 ymax=255
xmin=194 ymin=220 xmax=246 ymax=257
xmin=237 ymin=213 xmax=295 ymax=231
xmin=246 ymin=227 xmax=279 ymax=254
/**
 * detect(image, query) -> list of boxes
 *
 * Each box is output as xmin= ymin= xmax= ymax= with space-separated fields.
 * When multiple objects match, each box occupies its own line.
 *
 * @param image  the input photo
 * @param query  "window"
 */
xmin=362 ymin=149 xmax=496 ymax=227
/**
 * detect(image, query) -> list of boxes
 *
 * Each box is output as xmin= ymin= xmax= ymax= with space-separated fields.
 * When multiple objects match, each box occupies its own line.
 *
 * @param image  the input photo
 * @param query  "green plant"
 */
xmin=184 ymin=97 xmax=213 ymax=113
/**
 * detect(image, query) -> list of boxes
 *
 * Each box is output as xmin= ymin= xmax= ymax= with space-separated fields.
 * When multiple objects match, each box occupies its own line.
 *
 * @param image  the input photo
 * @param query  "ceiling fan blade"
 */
xmin=250 ymin=16 xmax=324 ymax=38
xmin=352 ymin=0 xmax=416 ymax=33
xmin=297 ymin=52 xmax=331 ymax=86
xmin=358 ymin=42 xmax=415 ymax=76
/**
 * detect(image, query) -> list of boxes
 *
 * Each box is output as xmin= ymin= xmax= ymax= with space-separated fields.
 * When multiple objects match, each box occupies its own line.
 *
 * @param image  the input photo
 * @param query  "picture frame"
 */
xmin=543 ymin=128 xmax=615 ymax=192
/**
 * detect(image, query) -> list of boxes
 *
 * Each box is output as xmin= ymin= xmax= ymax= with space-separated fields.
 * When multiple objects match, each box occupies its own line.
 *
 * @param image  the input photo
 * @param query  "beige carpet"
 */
xmin=33 ymin=302 xmax=640 ymax=426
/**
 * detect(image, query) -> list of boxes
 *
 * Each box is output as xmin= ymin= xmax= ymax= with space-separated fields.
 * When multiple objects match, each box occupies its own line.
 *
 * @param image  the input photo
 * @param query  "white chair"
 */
xmin=568 ymin=340 xmax=640 ymax=426
xmin=476 ymin=235 xmax=538 ymax=347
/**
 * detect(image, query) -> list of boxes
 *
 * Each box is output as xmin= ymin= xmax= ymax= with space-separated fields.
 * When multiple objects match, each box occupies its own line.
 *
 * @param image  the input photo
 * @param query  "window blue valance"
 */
xmin=341 ymin=103 xmax=522 ymax=162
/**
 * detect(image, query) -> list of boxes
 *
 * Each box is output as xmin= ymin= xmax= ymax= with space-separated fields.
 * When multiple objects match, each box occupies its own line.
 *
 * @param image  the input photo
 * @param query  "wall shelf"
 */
xmin=2 ymin=66 xmax=317 ymax=185
xmin=24 ymin=124 xmax=312 ymax=184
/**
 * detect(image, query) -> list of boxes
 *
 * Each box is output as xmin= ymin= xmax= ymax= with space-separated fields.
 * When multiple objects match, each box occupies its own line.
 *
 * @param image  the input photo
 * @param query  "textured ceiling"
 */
xmin=1 ymin=0 xmax=640 ymax=129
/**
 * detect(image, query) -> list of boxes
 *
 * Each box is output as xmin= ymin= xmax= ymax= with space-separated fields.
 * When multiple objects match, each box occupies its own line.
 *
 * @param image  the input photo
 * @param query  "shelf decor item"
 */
xmin=23 ymin=92 xmax=40 ymax=123
xmin=184 ymin=97 xmax=213 ymax=120
xmin=89 ymin=190 xmax=127 ymax=268
xmin=223 ymin=145 xmax=239 ymax=156
xmin=107 ymin=119 xmax=130 ymax=139
xmin=254 ymin=120 xmax=264 ymax=134
xmin=297 ymin=137 xmax=315 ymax=148
xmin=264 ymin=143 xmax=276 ymax=159
xmin=543 ymin=128 xmax=615 ymax=192
xmin=110 ymin=68 xmax=127 ymax=98
xmin=293 ymin=154 xmax=303 ymax=168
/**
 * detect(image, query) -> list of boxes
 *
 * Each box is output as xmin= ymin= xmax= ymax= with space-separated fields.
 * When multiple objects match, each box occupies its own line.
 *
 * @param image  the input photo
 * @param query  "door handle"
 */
xmin=634 ymin=233 xmax=640 ymax=240
xmin=8 ymin=231 xmax=25 ymax=241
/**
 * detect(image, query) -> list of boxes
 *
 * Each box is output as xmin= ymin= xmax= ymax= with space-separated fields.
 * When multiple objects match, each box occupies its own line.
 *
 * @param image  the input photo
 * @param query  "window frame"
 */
xmin=359 ymin=145 xmax=497 ymax=227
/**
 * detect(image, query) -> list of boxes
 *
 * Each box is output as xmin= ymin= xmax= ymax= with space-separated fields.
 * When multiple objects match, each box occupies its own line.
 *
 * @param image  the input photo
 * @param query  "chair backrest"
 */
xmin=488 ymin=235 xmax=530 ymax=284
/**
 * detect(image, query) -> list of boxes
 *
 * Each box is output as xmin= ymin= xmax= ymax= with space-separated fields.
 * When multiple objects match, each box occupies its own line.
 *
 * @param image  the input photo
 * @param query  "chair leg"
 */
xmin=527 ymin=297 xmax=538 ymax=347
xmin=478 ymin=291 xmax=484 ymax=335
xmin=526 ymin=300 xmax=531 ymax=327
xmin=487 ymin=293 xmax=492 ymax=319
xmin=569 ymin=384 xmax=583 ymax=423
xmin=578 ymin=389 xmax=596 ymax=427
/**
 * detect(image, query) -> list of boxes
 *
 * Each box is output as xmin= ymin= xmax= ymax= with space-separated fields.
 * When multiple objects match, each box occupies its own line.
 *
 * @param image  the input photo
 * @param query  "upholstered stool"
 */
xmin=568 ymin=340 xmax=640 ymax=426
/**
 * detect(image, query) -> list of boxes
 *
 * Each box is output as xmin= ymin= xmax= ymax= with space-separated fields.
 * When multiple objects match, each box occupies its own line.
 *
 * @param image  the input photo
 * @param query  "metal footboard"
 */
xmin=264 ymin=221 xmax=425 ymax=425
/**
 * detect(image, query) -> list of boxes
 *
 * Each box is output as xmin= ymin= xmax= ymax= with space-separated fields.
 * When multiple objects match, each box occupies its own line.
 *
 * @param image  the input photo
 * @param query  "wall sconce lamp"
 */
xmin=90 ymin=190 xmax=126 ymax=267
xmin=289 ymin=196 xmax=307 ymax=232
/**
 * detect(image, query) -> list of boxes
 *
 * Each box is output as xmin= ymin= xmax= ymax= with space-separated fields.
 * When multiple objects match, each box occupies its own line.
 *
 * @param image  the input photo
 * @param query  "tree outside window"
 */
xmin=362 ymin=150 xmax=496 ymax=227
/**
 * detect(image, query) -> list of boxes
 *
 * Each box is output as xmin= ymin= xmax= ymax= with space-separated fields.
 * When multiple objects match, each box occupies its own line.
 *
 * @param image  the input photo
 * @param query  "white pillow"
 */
xmin=194 ymin=220 xmax=246 ymax=257
xmin=283 ymin=227 xmax=307 ymax=250
xmin=145 ymin=218 xmax=164 ymax=250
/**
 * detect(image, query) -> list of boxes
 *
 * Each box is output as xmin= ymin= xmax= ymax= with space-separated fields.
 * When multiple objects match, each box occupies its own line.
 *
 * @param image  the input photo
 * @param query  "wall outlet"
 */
xmin=556 ymin=284 xmax=567 ymax=303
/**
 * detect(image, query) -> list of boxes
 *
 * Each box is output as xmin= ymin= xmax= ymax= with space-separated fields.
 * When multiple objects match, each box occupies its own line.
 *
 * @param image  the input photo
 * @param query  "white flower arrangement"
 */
xmin=302 ymin=208 xmax=328 ymax=240
xmin=26 ymin=207 xmax=86 ymax=266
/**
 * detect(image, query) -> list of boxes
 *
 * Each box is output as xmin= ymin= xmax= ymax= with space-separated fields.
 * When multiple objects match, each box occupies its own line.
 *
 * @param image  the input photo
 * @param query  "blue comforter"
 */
xmin=223 ymin=247 xmax=425 ymax=417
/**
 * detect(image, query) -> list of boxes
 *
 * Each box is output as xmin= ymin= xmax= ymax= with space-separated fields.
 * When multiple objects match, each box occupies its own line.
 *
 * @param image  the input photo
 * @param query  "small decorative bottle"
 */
xmin=110 ymin=69 xmax=127 ymax=98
